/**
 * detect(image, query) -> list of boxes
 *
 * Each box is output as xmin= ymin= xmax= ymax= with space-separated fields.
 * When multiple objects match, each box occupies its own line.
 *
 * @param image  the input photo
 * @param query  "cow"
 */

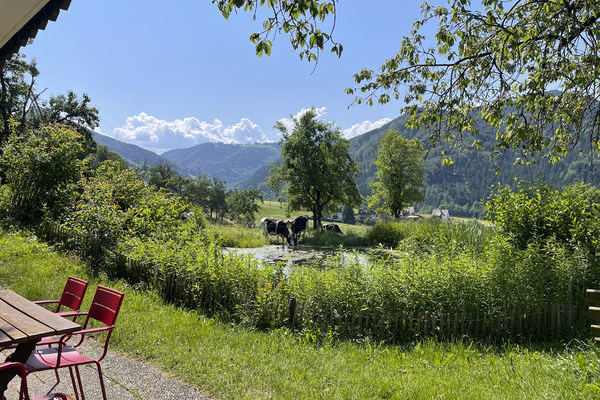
xmin=290 ymin=215 xmax=310 ymax=245
xmin=261 ymin=217 xmax=293 ymax=246
xmin=323 ymin=223 xmax=342 ymax=234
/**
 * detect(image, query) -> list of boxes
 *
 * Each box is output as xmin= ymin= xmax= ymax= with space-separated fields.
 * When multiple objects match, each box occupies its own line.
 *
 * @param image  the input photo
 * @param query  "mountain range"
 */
xmin=94 ymin=117 xmax=600 ymax=217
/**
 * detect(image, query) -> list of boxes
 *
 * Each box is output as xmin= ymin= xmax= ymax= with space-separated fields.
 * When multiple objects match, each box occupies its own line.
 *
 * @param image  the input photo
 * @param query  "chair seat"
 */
xmin=25 ymin=346 xmax=94 ymax=371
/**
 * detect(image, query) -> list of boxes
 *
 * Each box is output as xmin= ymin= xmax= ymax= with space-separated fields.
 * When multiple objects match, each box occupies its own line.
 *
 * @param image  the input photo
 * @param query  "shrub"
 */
xmin=1 ymin=124 xmax=87 ymax=224
xmin=487 ymin=181 xmax=600 ymax=266
xmin=62 ymin=161 xmax=189 ymax=252
xmin=365 ymin=222 xmax=405 ymax=247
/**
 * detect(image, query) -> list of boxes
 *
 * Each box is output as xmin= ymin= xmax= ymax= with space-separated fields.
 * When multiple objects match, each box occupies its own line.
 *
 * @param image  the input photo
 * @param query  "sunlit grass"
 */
xmin=215 ymin=225 xmax=268 ymax=248
xmin=1 ymin=231 xmax=600 ymax=400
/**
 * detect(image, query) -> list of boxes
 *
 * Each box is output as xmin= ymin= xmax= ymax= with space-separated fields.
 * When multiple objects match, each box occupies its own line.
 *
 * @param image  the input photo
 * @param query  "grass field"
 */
xmin=1 ymin=231 xmax=600 ymax=400
xmin=213 ymin=201 xmax=369 ymax=248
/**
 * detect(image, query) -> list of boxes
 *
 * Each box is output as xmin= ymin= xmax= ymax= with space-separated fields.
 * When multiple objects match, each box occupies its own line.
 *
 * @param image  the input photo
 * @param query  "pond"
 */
xmin=223 ymin=245 xmax=395 ymax=275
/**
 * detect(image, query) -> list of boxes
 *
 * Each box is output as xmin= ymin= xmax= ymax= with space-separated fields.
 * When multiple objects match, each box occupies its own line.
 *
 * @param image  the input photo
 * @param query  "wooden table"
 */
xmin=0 ymin=289 xmax=80 ymax=396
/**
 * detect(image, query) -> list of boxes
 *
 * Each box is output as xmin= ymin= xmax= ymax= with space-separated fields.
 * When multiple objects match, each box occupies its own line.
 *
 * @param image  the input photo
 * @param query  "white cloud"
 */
xmin=112 ymin=112 xmax=269 ymax=153
xmin=342 ymin=118 xmax=392 ymax=139
xmin=276 ymin=106 xmax=328 ymax=133
xmin=111 ymin=110 xmax=394 ymax=153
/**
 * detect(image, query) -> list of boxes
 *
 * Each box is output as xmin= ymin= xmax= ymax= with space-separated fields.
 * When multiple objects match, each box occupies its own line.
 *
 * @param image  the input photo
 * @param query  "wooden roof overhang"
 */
xmin=0 ymin=0 xmax=72 ymax=67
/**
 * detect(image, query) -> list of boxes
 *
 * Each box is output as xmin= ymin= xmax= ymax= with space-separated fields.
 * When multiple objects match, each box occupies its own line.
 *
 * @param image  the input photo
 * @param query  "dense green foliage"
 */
xmin=3 ymin=232 xmax=600 ymax=400
xmin=270 ymin=110 xmax=361 ymax=228
xmin=0 ymin=124 xmax=87 ymax=223
xmin=368 ymin=130 xmax=425 ymax=218
xmin=62 ymin=162 xmax=190 ymax=252
xmin=226 ymin=188 xmax=263 ymax=224
xmin=94 ymin=145 xmax=129 ymax=170
xmin=487 ymin=181 xmax=600 ymax=266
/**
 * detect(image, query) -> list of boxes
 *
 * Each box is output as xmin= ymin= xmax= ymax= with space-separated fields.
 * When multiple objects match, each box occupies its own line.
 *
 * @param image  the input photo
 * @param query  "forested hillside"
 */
xmin=350 ymin=116 xmax=600 ymax=217
xmin=93 ymin=132 xmax=171 ymax=168
xmin=161 ymin=142 xmax=280 ymax=185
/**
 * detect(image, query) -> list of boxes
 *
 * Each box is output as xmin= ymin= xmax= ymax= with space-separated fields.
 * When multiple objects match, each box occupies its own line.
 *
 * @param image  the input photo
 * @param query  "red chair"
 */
xmin=24 ymin=286 xmax=124 ymax=400
xmin=1 ymin=278 xmax=89 ymax=354
xmin=33 ymin=277 xmax=89 ymax=320
xmin=0 ymin=361 xmax=73 ymax=400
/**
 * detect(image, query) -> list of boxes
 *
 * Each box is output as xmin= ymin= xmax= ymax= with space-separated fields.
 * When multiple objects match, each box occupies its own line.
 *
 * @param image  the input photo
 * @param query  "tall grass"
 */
xmin=215 ymin=225 xmax=268 ymax=248
xmin=366 ymin=219 xmax=494 ymax=255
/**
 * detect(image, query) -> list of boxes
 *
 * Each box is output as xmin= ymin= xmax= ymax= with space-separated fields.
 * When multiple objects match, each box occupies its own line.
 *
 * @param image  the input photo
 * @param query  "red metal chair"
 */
xmin=0 ymin=361 xmax=73 ymax=400
xmin=1 ymin=278 xmax=89 ymax=356
xmin=33 ymin=277 xmax=89 ymax=320
xmin=24 ymin=286 xmax=124 ymax=400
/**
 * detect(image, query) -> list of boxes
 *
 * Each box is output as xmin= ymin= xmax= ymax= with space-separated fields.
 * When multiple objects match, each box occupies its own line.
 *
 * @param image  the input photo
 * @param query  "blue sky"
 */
xmin=22 ymin=1 xmax=430 ymax=153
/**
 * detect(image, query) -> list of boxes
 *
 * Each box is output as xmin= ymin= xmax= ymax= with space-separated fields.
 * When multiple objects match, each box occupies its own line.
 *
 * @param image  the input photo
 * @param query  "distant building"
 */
xmin=432 ymin=209 xmax=450 ymax=221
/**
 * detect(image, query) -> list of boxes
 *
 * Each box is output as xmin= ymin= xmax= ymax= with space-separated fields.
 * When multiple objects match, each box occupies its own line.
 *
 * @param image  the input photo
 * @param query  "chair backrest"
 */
xmin=0 ymin=361 xmax=28 ymax=398
xmin=85 ymin=285 xmax=125 ymax=327
xmin=57 ymin=276 xmax=88 ymax=313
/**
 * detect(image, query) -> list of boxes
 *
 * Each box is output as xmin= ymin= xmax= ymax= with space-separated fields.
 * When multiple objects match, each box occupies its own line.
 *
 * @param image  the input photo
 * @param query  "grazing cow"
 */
xmin=323 ymin=223 xmax=342 ymax=234
xmin=291 ymin=215 xmax=310 ymax=245
xmin=261 ymin=217 xmax=293 ymax=245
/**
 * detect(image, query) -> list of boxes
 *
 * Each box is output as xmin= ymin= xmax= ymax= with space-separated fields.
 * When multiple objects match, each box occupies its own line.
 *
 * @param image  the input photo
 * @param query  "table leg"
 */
xmin=0 ymin=340 xmax=37 ymax=396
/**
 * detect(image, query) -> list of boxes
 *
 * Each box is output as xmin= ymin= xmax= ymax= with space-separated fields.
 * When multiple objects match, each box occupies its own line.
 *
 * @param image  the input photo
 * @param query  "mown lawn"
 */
xmin=1 ymin=231 xmax=599 ymax=399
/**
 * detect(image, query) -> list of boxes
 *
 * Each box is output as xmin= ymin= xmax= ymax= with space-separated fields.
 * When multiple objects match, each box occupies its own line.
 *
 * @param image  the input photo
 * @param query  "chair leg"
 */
xmin=74 ymin=366 xmax=85 ymax=400
xmin=68 ymin=367 xmax=80 ymax=400
xmin=54 ymin=368 xmax=61 ymax=384
xmin=96 ymin=362 xmax=107 ymax=400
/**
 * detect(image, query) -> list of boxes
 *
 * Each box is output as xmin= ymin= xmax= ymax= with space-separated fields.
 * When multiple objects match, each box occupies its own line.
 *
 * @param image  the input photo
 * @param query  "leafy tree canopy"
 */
xmin=368 ymin=130 xmax=425 ymax=218
xmin=269 ymin=109 xmax=361 ymax=228
xmin=346 ymin=0 xmax=600 ymax=163
xmin=0 ymin=54 xmax=99 ymax=150
xmin=219 ymin=0 xmax=600 ymax=162
xmin=226 ymin=188 xmax=263 ymax=224
xmin=212 ymin=0 xmax=342 ymax=62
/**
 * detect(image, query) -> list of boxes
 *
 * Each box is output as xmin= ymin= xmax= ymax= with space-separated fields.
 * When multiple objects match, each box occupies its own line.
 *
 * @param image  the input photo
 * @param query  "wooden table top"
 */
xmin=0 ymin=289 xmax=80 ymax=347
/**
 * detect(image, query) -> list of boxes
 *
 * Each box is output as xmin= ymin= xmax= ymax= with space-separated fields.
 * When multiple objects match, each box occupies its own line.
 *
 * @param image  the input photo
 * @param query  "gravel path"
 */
xmin=5 ymin=340 xmax=214 ymax=400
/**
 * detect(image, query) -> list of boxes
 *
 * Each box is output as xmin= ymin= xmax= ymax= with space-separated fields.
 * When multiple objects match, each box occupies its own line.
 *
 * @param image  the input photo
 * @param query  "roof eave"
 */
xmin=0 ymin=0 xmax=72 ymax=67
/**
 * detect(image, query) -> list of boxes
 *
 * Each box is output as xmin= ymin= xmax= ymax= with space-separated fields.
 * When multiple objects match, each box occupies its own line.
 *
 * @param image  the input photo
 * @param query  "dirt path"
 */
xmin=6 ymin=339 xmax=213 ymax=400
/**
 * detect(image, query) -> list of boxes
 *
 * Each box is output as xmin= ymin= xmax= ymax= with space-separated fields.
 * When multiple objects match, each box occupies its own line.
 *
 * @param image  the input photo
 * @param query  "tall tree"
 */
xmin=269 ymin=109 xmax=361 ymax=229
xmin=368 ymin=130 xmax=425 ymax=219
xmin=208 ymin=177 xmax=228 ymax=221
xmin=0 ymin=54 xmax=99 ymax=150
xmin=226 ymin=188 xmax=263 ymax=224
